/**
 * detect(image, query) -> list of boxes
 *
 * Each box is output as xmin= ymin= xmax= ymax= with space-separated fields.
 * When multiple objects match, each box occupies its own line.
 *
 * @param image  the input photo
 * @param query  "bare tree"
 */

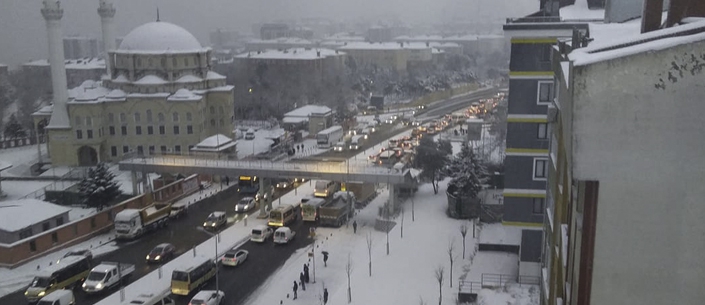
xmin=346 ymin=253 xmax=353 ymax=303
xmin=400 ymin=206 xmax=405 ymax=239
xmin=460 ymin=224 xmax=468 ymax=259
xmin=366 ymin=232 xmax=373 ymax=277
xmin=434 ymin=266 xmax=444 ymax=305
xmin=447 ymin=239 xmax=456 ymax=288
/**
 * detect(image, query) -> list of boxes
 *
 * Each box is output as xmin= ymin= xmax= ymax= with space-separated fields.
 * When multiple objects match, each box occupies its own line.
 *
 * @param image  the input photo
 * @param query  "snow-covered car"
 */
xmin=189 ymin=290 xmax=224 ymax=305
xmin=221 ymin=248 xmax=248 ymax=267
xmin=235 ymin=197 xmax=256 ymax=213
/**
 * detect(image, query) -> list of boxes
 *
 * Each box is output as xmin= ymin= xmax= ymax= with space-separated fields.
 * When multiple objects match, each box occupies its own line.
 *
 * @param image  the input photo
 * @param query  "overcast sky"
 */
xmin=0 ymin=0 xmax=539 ymax=68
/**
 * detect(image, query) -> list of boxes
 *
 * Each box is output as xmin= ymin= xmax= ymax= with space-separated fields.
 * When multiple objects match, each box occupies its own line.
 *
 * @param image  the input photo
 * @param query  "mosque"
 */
xmin=33 ymin=0 xmax=235 ymax=166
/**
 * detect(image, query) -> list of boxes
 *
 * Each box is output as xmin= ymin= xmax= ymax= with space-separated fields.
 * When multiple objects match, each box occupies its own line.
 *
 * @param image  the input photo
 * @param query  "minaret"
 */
xmin=98 ymin=0 xmax=116 ymax=77
xmin=41 ymin=0 xmax=70 ymax=129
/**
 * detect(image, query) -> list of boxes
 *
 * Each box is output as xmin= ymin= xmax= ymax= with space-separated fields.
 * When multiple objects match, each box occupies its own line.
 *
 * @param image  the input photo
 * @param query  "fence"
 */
xmin=479 ymin=273 xmax=541 ymax=288
xmin=19 ymin=167 xmax=89 ymax=201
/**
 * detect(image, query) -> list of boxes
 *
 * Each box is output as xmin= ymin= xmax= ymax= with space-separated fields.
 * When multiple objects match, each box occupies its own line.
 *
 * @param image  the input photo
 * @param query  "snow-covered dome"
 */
xmin=105 ymin=89 xmax=127 ymax=99
xmin=118 ymin=22 xmax=203 ymax=52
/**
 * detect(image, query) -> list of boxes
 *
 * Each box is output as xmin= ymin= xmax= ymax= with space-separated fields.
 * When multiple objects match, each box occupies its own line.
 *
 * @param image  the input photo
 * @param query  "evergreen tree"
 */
xmin=79 ymin=163 xmax=122 ymax=210
xmin=446 ymin=142 xmax=489 ymax=199
xmin=3 ymin=114 xmax=26 ymax=139
xmin=414 ymin=136 xmax=451 ymax=194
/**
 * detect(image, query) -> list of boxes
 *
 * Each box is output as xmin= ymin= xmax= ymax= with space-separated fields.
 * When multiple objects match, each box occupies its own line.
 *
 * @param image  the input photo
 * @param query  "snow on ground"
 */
xmin=479 ymin=223 xmax=525 ymax=245
xmin=0 ymin=144 xmax=47 ymax=177
xmin=0 ymin=180 xmax=56 ymax=201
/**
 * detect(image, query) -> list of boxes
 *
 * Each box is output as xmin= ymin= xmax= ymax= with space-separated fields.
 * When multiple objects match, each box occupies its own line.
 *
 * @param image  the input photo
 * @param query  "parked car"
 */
xmin=221 ymin=248 xmax=249 ymax=267
xmin=235 ymin=197 xmax=256 ymax=213
xmin=203 ymin=212 xmax=227 ymax=230
xmin=250 ymin=225 xmax=274 ymax=243
xmin=146 ymin=243 xmax=176 ymax=263
xmin=189 ymin=290 xmax=224 ymax=305
xmin=58 ymin=249 xmax=93 ymax=264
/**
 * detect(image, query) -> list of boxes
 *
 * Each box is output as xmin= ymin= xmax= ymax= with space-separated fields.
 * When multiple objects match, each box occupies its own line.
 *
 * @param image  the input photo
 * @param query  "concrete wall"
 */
xmin=507 ymin=79 xmax=551 ymax=114
xmin=571 ymin=40 xmax=705 ymax=304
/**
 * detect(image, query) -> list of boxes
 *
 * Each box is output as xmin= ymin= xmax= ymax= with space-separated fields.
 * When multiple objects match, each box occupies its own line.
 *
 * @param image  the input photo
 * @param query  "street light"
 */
xmin=201 ymin=230 xmax=221 ymax=292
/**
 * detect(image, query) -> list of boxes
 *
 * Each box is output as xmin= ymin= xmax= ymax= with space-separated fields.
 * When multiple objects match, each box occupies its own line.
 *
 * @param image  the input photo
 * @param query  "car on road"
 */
xmin=189 ymin=290 xmax=224 ymax=305
xmin=235 ymin=197 xmax=256 ymax=213
xmin=250 ymin=225 xmax=274 ymax=243
xmin=203 ymin=212 xmax=227 ymax=230
xmin=273 ymin=227 xmax=296 ymax=244
xmin=411 ymin=120 xmax=421 ymax=127
xmin=275 ymin=178 xmax=293 ymax=189
xmin=58 ymin=249 xmax=93 ymax=264
xmin=221 ymin=248 xmax=249 ymax=267
xmin=293 ymin=177 xmax=308 ymax=183
xmin=146 ymin=243 xmax=176 ymax=264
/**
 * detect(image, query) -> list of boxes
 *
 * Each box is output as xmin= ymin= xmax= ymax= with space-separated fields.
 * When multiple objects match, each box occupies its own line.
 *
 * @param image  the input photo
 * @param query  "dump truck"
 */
xmin=114 ymin=203 xmax=171 ymax=240
xmin=318 ymin=191 xmax=355 ymax=227
xmin=344 ymin=182 xmax=377 ymax=208
xmin=82 ymin=262 xmax=135 ymax=294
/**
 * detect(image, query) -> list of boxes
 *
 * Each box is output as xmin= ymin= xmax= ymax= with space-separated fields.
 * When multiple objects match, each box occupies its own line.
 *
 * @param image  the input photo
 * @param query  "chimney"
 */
xmin=98 ymin=0 xmax=116 ymax=76
xmin=426 ymin=41 xmax=429 ymax=47
xmin=399 ymin=42 xmax=404 ymax=47
xmin=316 ymin=50 xmax=321 ymax=57
xmin=641 ymin=0 xmax=663 ymax=33
xmin=41 ymin=0 xmax=71 ymax=130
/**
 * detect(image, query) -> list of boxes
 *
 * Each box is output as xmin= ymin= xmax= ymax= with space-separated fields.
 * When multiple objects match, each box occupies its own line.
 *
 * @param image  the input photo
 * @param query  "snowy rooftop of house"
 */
xmin=284 ymin=105 xmax=332 ymax=117
xmin=338 ymin=42 xmax=430 ymax=50
xmin=560 ymin=0 xmax=606 ymax=21
xmin=323 ymin=33 xmax=365 ymax=41
xmin=235 ymin=48 xmax=344 ymax=60
xmin=23 ymin=58 xmax=106 ymax=70
xmin=247 ymin=37 xmax=314 ymax=45
xmin=135 ymin=75 xmax=168 ymax=85
xmin=117 ymin=21 xmax=209 ymax=54
xmin=206 ymin=71 xmax=226 ymax=80
xmin=175 ymin=74 xmax=202 ymax=83
xmin=282 ymin=116 xmax=308 ymax=123
xmin=395 ymin=34 xmax=480 ymax=42
xmin=167 ymin=88 xmax=201 ymax=101
xmin=192 ymin=134 xmax=236 ymax=152
xmin=60 ymin=80 xmax=229 ymax=105
xmin=0 ymin=199 xmax=71 ymax=232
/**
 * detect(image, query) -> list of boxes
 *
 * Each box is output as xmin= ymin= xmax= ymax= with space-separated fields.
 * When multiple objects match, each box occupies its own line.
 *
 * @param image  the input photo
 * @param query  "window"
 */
xmin=136 ymin=126 xmax=142 ymax=135
xmin=533 ymin=158 xmax=548 ymax=180
xmin=188 ymin=145 xmax=194 ymax=151
xmin=186 ymin=112 xmax=192 ymax=121
xmin=158 ymin=112 xmax=165 ymax=122
xmin=160 ymin=146 xmax=167 ymax=153
xmin=109 ymin=126 xmax=115 ymax=135
xmin=136 ymin=58 xmax=142 ymax=66
xmin=149 ymin=146 xmax=155 ymax=154
xmin=76 ymin=130 xmax=83 ymax=139
xmin=134 ymin=112 xmax=141 ymax=122
xmin=56 ymin=217 xmax=64 ymax=226
xmin=540 ymin=44 xmax=551 ymax=62
xmin=111 ymin=146 xmax=117 ymax=156
xmin=175 ymin=145 xmax=181 ymax=153
xmin=173 ymin=112 xmax=179 ymax=122
xmin=184 ymin=58 xmax=189 ymax=66
xmin=87 ymin=129 xmax=93 ymax=139
xmin=537 ymin=81 xmax=554 ymax=105
xmin=19 ymin=228 xmax=32 ymax=239
xmin=148 ymin=58 xmax=153 ymax=66
xmin=210 ymin=106 xmax=215 ymax=114
xmin=90 ymin=217 xmax=96 ymax=228
xmin=108 ymin=113 xmax=114 ymax=123
xmin=98 ymin=128 xmax=102 ymax=137
xmin=29 ymin=240 xmax=36 ymax=252
xmin=533 ymin=198 xmax=545 ymax=214
xmin=146 ymin=110 xmax=153 ymax=122
xmin=137 ymin=145 xmax=144 ymax=155
xmin=75 ymin=116 xmax=82 ymax=126
xmin=537 ymin=123 xmax=548 ymax=139
xmin=187 ymin=125 xmax=193 ymax=134
xmin=172 ymin=57 xmax=177 ymax=66
xmin=159 ymin=125 xmax=165 ymax=135
xmin=147 ymin=126 xmax=154 ymax=135
xmin=51 ymin=232 xmax=58 ymax=244
xmin=42 ymin=222 xmax=50 ymax=231
xmin=173 ymin=126 xmax=180 ymax=135
xmin=219 ymin=119 xmax=224 ymax=126
xmin=161 ymin=58 xmax=166 ymax=67
xmin=121 ymin=126 xmax=127 ymax=135
xmin=120 ymin=113 xmax=126 ymax=123
xmin=85 ymin=117 xmax=92 ymax=126
xmin=73 ymin=224 xmax=78 ymax=236
xmin=122 ymin=146 xmax=129 ymax=153
xmin=210 ymin=119 xmax=215 ymax=126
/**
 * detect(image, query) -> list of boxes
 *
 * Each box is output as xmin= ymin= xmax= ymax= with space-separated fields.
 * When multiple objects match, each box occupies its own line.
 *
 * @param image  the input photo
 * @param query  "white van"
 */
xmin=245 ymin=129 xmax=255 ymax=140
xmin=126 ymin=293 xmax=175 ymax=305
xmin=250 ymin=225 xmax=274 ymax=243
xmin=273 ymin=227 xmax=296 ymax=244
xmin=37 ymin=290 xmax=75 ymax=305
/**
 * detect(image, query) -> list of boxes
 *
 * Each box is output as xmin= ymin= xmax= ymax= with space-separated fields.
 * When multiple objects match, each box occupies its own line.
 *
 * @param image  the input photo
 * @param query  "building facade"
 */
xmin=63 ymin=36 xmax=99 ymax=59
xmin=23 ymin=58 xmax=106 ymax=89
xmin=34 ymin=21 xmax=234 ymax=166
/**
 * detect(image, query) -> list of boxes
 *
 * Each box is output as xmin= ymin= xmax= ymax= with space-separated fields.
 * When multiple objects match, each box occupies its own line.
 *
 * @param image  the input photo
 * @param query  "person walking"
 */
xmin=303 ymin=264 xmax=310 ymax=283
xmin=352 ymin=220 xmax=358 ymax=234
xmin=299 ymin=272 xmax=306 ymax=291
xmin=292 ymin=281 xmax=298 ymax=300
xmin=323 ymin=288 xmax=329 ymax=304
xmin=322 ymin=251 xmax=329 ymax=267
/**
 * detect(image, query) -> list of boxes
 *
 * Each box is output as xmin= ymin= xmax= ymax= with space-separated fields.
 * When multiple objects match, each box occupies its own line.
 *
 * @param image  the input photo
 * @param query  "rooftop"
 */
xmin=284 ymin=105 xmax=332 ymax=117
xmin=23 ymin=58 xmax=105 ymax=70
xmin=117 ymin=22 xmax=208 ymax=54
xmin=0 ymin=199 xmax=71 ymax=233
xmin=235 ymin=48 xmax=344 ymax=60
xmin=338 ymin=42 xmax=431 ymax=50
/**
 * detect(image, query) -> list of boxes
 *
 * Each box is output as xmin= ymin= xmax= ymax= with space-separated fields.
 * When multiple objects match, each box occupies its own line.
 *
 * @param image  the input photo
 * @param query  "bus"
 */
xmin=268 ymin=204 xmax=300 ymax=227
xmin=170 ymin=257 xmax=216 ymax=296
xmin=316 ymin=125 xmax=344 ymax=148
xmin=25 ymin=255 xmax=92 ymax=302
xmin=314 ymin=180 xmax=339 ymax=198
xmin=301 ymin=197 xmax=327 ymax=222
xmin=238 ymin=175 xmax=259 ymax=195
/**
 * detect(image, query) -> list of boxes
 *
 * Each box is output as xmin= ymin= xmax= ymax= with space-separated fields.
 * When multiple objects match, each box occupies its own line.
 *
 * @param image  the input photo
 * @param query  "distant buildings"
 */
xmin=22 ymin=58 xmax=106 ymax=89
xmin=260 ymin=23 xmax=290 ymax=40
xmin=63 ymin=36 xmax=99 ymax=59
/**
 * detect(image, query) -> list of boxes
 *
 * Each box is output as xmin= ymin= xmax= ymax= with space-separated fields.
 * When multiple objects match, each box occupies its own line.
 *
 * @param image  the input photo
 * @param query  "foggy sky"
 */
xmin=0 ymin=0 xmax=538 ymax=68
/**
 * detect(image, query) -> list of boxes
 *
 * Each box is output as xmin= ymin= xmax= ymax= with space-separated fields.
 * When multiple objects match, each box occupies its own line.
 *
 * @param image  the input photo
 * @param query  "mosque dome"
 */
xmin=118 ymin=22 xmax=203 ymax=53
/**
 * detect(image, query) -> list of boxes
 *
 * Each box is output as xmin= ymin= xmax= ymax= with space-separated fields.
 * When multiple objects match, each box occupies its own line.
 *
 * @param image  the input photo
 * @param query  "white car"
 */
xmin=189 ymin=290 xmax=224 ymax=305
xmin=235 ymin=197 xmax=256 ymax=213
xmin=221 ymin=249 xmax=248 ymax=267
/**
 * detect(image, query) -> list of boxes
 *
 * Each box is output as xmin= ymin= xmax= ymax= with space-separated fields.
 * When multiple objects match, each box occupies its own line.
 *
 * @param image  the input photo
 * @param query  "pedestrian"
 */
xmin=300 ymin=272 xmax=306 ymax=290
xmin=352 ymin=220 xmax=357 ymax=234
xmin=292 ymin=281 xmax=298 ymax=300
xmin=225 ymin=176 xmax=230 ymax=186
xmin=304 ymin=264 xmax=310 ymax=283
xmin=323 ymin=288 xmax=329 ymax=304
xmin=322 ymin=251 xmax=329 ymax=267
xmin=199 ymin=183 xmax=204 ymax=193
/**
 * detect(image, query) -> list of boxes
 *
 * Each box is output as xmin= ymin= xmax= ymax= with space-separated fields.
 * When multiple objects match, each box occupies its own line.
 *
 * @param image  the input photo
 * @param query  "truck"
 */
xmin=318 ymin=191 xmax=355 ymax=227
xmin=344 ymin=182 xmax=377 ymax=208
xmin=114 ymin=203 xmax=171 ymax=240
xmin=82 ymin=262 xmax=135 ymax=294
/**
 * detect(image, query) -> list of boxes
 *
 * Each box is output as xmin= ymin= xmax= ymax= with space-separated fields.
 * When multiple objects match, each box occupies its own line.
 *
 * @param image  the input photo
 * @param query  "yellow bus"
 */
xmin=170 ymin=257 xmax=216 ymax=296
xmin=268 ymin=204 xmax=299 ymax=227
xmin=25 ymin=255 xmax=92 ymax=302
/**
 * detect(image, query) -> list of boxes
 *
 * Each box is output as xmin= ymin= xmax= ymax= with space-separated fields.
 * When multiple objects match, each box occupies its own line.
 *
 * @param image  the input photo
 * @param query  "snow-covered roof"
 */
xmin=284 ymin=105 xmax=332 ymax=118
xmin=338 ymin=42 xmax=430 ymax=50
xmin=0 ymin=199 xmax=71 ymax=232
xmin=23 ymin=58 xmax=106 ymax=70
xmin=105 ymin=89 xmax=127 ymax=100
xmin=113 ymin=74 xmax=129 ymax=83
xmin=117 ymin=22 xmax=207 ymax=53
xmin=167 ymin=88 xmax=201 ymax=102
xmin=560 ymin=0 xmax=605 ymax=20
xmin=134 ymin=75 xmax=168 ymax=85
xmin=206 ymin=71 xmax=226 ymax=80
xmin=196 ymin=134 xmax=234 ymax=148
xmin=236 ymin=48 xmax=344 ymax=60
xmin=175 ymin=74 xmax=203 ymax=83
xmin=282 ymin=117 xmax=308 ymax=123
